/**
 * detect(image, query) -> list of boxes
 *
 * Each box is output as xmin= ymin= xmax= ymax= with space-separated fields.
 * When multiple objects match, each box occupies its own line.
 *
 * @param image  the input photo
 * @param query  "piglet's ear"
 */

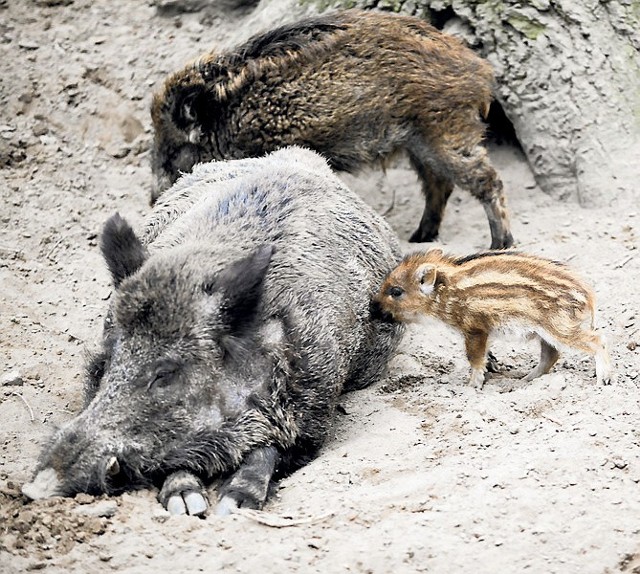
xmin=416 ymin=263 xmax=438 ymax=295
xmin=214 ymin=244 xmax=275 ymax=333
xmin=100 ymin=213 xmax=147 ymax=289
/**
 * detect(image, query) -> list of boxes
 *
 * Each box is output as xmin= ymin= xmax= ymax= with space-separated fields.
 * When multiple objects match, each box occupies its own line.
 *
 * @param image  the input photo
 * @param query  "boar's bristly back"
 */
xmin=100 ymin=213 xmax=148 ymax=288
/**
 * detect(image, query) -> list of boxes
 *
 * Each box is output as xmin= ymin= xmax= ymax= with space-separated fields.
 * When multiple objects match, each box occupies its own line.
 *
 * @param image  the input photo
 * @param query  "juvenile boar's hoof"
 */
xmin=159 ymin=471 xmax=208 ymax=516
xmin=490 ymin=231 xmax=515 ymax=250
xmin=486 ymin=351 xmax=500 ymax=373
xmin=408 ymin=228 xmax=438 ymax=244
xmin=469 ymin=369 xmax=486 ymax=390
xmin=22 ymin=468 xmax=62 ymax=500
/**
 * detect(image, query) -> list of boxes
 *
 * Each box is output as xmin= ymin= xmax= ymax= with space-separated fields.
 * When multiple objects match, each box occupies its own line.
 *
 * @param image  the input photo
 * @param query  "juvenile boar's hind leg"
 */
xmin=439 ymin=146 xmax=514 ymax=249
xmin=158 ymin=470 xmax=209 ymax=516
xmin=594 ymin=340 xmax=613 ymax=385
xmin=523 ymin=339 xmax=560 ymax=382
xmin=407 ymin=151 xmax=454 ymax=243
xmin=215 ymin=446 xmax=279 ymax=516
xmin=464 ymin=330 xmax=489 ymax=389
xmin=572 ymin=331 xmax=613 ymax=385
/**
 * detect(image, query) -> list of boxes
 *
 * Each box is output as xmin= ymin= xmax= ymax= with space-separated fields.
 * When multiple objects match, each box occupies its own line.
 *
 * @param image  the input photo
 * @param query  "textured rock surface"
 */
xmin=326 ymin=0 xmax=640 ymax=205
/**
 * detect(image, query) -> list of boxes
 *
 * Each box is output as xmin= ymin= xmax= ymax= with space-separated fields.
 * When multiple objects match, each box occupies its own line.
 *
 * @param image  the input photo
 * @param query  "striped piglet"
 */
xmin=373 ymin=249 xmax=612 ymax=389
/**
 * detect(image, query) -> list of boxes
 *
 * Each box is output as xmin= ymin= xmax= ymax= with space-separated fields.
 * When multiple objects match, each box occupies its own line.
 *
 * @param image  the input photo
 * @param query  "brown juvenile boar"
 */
xmin=374 ymin=249 xmax=612 ymax=388
xmin=150 ymin=9 xmax=514 ymax=249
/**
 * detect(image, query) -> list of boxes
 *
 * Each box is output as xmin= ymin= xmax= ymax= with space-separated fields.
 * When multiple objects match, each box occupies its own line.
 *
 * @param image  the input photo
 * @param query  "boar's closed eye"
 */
xmin=387 ymin=286 xmax=404 ymax=299
xmin=146 ymin=360 xmax=181 ymax=391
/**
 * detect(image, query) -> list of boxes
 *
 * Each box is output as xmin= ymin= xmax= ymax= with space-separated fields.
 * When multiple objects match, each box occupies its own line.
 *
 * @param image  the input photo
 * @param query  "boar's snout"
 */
xmin=22 ymin=468 xmax=63 ymax=500
xmin=23 ymin=434 xmax=133 ymax=501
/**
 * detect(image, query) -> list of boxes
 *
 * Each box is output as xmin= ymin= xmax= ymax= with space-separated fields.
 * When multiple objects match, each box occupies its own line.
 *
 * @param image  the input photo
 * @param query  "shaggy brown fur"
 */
xmin=151 ymin=10 xmax=514 ymax=249
xmin=374 ymin=249 xmax=612 ymax=388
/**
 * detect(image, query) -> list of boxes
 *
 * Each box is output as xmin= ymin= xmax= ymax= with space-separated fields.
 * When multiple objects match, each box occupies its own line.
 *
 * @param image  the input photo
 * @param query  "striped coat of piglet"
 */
xmin=373 ymin=249 xmax=612 ymax=388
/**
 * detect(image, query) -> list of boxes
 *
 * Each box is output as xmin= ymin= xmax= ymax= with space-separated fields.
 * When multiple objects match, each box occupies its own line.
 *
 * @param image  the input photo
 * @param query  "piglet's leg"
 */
xmin=158 ymin=470 xmax=209 ymax=516
xmin=570 ymin=330 xmax=613 ymax=385
xmin=215 ymin=446 xmax=280 ymax=516
xmin=464 ymin=330 xmax=489 ymax=389
xmin=524 ymin=339 xmax=560 ymax=381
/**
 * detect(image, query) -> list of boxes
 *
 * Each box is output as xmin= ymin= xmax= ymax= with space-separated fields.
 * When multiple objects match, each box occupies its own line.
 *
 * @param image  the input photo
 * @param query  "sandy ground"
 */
xmin=1 ymin=1 xmax=639 ymax=573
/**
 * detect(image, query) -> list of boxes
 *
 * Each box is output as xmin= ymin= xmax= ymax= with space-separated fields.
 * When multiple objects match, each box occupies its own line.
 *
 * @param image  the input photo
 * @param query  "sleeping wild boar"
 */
xmin=22 ymin=147 xmax=403 ymax=516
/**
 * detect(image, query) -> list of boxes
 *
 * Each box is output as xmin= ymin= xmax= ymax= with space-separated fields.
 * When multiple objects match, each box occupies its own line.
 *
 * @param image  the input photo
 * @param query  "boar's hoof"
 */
xmin=159 ymin=470 xmax=208 ymax=516
xmin=167 ymin=491 xmax=208 ymax=516
xmin=214 ymin=495 xmax=240 ymax=516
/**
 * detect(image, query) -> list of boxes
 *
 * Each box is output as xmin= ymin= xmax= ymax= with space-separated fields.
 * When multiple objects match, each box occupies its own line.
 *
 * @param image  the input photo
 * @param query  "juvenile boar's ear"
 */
xmin=416 ymin=264 xmax=438 ymax=295
xmin=172 ymin=85 xmax=212 ymax=139
xmin=213 ymin=245 xmax=275 ymax=332
xmin=100 ymin=213 xmax=147 ymax=288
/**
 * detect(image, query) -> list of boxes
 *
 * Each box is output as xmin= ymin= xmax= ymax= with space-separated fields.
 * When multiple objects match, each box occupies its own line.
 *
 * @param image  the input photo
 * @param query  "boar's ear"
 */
xmin=415 ymin=263 xmax=439 ymax=295
xmin=172 ymin=84 xmax=212 ymax=142
xmin=100 ymin=213 xmax=147 ymax=289
xmin=212 ymin=244 xmax=275 ymax=332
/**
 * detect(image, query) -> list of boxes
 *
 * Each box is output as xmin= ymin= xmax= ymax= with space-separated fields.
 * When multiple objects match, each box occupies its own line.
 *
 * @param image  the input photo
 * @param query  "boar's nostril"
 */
xmin=106 ymin=456 xmax=120 ymax=477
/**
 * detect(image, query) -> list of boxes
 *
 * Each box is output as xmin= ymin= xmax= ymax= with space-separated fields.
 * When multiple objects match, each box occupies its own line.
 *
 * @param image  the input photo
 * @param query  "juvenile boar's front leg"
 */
xmin=464 ymin=330 xmax=490 ymax=389
xmin=215 ymin=446 xmax=279 ymax=516
xmin=158 ymin=471 xmax=209 ymax=516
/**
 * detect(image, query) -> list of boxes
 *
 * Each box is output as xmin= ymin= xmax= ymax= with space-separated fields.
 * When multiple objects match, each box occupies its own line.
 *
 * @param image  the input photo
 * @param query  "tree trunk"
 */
xmin=327 ymin=0 xmax=640 ymax=205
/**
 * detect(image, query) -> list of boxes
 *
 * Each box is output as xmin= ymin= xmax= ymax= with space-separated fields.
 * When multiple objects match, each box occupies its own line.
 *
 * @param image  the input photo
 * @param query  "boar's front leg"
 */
xmin=214 ymin=446 xmax=280 ymax=516
xmin=158 ymin=470 xmax=209 ymax=516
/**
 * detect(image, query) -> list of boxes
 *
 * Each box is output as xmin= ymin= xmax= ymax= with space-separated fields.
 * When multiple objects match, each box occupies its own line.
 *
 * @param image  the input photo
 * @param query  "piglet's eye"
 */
xmin=387 ymin=286 xmax=404 ymax=299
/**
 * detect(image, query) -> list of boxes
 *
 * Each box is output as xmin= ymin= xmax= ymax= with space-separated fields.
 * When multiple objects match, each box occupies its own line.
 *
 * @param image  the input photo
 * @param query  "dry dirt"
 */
xmin=1 ymin=1 xmax=639 ymax=573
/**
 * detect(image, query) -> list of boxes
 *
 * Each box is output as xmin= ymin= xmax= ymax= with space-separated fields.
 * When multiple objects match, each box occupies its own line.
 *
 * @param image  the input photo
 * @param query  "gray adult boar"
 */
xmin=22 ymin=147 xmax=403 ymax=516
xmin=150 ymin=9 xmax=514 ymax=249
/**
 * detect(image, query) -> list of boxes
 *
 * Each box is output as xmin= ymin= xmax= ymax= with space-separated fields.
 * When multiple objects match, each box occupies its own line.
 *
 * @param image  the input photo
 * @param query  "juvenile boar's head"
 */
xmin=373 ymin=250 xmax=446 ymax=323
xmin=150 ymin=78 xmax=214 ymax=203
xmin=23 ymin=213 xmax=276 ymax=500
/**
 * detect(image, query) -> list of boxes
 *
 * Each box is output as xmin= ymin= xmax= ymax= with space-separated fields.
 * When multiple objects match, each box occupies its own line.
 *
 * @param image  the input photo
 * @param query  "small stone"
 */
xmin=73 ymin=500 xmax=118 ymax=518
xmin=18 ymin=40 xmax=39 ymax=50
xmin=74 ymin=493 xmax=94 ymax=504
xmin=1 ymin=370 xmax=24 ymax=386
xmin=32 ymin=122 xmax=48 ymax=137
xmin=611 ymin=458 xmax=628 ymax=470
